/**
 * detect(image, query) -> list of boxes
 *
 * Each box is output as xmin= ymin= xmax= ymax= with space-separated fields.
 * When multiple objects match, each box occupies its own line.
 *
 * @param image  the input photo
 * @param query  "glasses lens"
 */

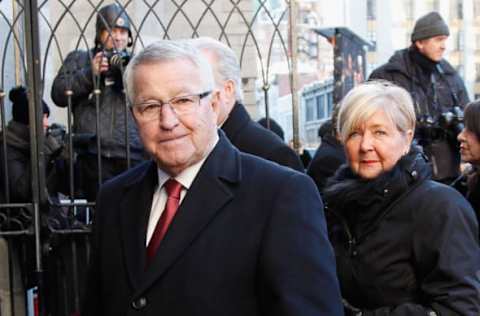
xmin=171 ymin=95 xmax=199 ymax=114
xmin=136 ymin=103 xmax=161 ymax=120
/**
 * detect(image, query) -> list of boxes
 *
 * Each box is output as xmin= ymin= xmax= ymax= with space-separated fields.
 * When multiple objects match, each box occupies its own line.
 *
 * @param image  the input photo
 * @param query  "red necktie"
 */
xmin=146 ymin=178 xmax=183 ymax=264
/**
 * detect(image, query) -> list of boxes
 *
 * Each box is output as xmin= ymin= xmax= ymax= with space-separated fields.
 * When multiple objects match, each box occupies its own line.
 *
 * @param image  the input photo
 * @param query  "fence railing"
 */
xmin=0 ymin=1 xmax=304 ymax=315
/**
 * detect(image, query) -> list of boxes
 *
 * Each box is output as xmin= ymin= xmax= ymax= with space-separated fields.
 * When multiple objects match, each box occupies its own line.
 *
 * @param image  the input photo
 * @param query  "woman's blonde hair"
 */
xmin=337 ymin=80 xmax=416 ymax=142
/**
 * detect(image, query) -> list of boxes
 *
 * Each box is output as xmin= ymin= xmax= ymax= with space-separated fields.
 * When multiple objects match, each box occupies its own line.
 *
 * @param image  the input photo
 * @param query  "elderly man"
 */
xmin=369 ymin=11 xmax=469 ymax=183
xmin=82 ymin=40 xmax=343 ymax=316
xmin=190 ymin=37 xmax=304 ymax=172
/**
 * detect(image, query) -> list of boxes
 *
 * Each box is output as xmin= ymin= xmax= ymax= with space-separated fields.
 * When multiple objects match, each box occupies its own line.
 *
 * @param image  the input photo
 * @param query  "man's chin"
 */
xmin=155 ymin=160 xmax=188 ymax=176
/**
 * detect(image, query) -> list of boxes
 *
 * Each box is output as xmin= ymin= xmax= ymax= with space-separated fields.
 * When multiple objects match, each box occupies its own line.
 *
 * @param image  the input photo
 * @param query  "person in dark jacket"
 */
xmin=307 ymin=119 xmax=345 ymax=194
xmin=82 ymin=39 xmax=343 ymax=316
xmin=51 ymin=3 xmax=143 ymax=201
xmin=369 ymin=11 xmax=469 ymax=183
xmin=324 ymin=81 xmax=480 ymax=316
xmin=258 ymin=117 xmax=285 ymax=141
xmin=0 ymin=86 xmax=66 ymax=315
xmin=0 ymin=86 xmax=63 ymax=207
xmin=457 ymin=100 xmax=480 ymax=224
xmin=190 ymin=37 xmax=304 ymax=172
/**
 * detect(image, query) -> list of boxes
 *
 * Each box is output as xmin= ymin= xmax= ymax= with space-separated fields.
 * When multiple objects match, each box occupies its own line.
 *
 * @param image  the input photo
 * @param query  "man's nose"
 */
xmin=159 ymin=103 xmax=179 ymax=130
xmin=458 ymin=129 xmax=466 ymax=142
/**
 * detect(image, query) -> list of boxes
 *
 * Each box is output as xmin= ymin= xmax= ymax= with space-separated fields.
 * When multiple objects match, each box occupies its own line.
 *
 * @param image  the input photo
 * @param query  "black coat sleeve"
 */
xmin=453 ymin=75 xmax=470 ymax=107
xmin=51 ymin=50 xmax=95 ymax=107
xmin=5 ymin=148 xmax=32 ymax=202
xmin=369 ymin=67 xmax=412 ymax=93
xmin=267 ymin=145 xmax=305 ymax=172
xmin=359 ymin=185 xmax=480 ymax=316
xmin=258 ymin=172 xmax=344 ymax=315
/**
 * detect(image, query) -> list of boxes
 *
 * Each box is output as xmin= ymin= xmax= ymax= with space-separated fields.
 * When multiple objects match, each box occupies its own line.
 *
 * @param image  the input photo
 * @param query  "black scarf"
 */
xmin=324 ymin=149 xmax=431 ymax=235
xmin=408 ymin=45 xmax=438 ymax=74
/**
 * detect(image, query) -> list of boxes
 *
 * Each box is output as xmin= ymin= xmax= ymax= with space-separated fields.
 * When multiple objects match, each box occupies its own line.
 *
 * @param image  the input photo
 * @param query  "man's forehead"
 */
xmin=134 ymin=61 xmax=205 ymax=96
xmin=423 ymin=35 xmax=448 ymax=42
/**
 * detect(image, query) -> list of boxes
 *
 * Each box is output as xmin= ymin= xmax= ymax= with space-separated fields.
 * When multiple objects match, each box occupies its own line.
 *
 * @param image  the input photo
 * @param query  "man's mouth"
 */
xmin=159 ymin=134 xmax=187 ymax=143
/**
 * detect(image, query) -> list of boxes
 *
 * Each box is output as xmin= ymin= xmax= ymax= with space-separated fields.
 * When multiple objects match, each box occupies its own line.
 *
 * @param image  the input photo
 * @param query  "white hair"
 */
xmin=337 ymin=81 xmax=416 ymax=142
xmin=188 ymin=37 xmax=244 ymax=102
xmin=123 ymin=40 xmax=215 ymax=105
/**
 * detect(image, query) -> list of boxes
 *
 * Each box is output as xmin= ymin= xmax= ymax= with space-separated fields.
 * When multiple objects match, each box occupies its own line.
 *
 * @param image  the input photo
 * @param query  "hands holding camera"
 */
xmin=91 ymin=51 xmax=110 ymax=76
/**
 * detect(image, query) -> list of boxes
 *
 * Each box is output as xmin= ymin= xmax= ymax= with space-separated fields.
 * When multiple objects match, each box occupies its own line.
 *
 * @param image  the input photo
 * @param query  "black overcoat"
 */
xmin=222 ymin=102 xmax=304 ymax=172
xmin=83 ymin=132 xmax=343 ymax=316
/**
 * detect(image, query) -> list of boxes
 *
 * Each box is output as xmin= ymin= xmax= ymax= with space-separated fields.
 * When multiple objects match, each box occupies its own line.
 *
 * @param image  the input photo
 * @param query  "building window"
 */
xmin=327 ymin=92 xmax=334 ymax=116
xmin=316 ymin=95 xmax=326 ymax=119
xmin=475 ymin=0 xmax=480 ymax=18
xmin=305 ymin=97 xmax=316 ymax=122
xmin=451 ymin=0 xmax=463 ymax=20
xmin=367 ymin=0 xmax=376 ymax=20
xmin=457 ymin=0 xmax=464 ymax=19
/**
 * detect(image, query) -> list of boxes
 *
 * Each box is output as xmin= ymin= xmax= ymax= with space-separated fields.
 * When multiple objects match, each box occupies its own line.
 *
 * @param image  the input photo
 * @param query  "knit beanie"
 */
xmin=411 ymin=12 xmax=449 ymax=42
xmin=9 ymin=86 xmax=50 ymax=125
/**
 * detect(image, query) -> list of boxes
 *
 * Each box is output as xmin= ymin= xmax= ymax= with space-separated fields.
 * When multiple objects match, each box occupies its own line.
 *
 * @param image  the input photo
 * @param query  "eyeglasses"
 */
xmin=132 ymin=91 xmax=212 ymax=121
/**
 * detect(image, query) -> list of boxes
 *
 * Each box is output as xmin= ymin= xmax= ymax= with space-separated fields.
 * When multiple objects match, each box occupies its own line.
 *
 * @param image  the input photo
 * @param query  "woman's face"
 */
xmin=344 ymin=109 xmax=413 ymax=179
xmin=458 ymin=127 xmax=480 ymax=165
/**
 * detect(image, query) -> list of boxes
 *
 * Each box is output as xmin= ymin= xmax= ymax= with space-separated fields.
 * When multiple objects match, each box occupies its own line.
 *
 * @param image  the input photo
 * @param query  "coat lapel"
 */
xmin=119 ymin=161 xmax=158 ymax=290
xmin=135 ymin=131 xmax=241 ymax=295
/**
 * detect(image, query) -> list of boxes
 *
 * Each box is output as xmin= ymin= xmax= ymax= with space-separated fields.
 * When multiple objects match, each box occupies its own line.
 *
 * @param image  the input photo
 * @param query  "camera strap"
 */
xmin=430 ymin=73 xmax=440 ymax=113
xmin=409 ymin=67 xmax=433 ymax=119
xmin=435 ymin=64 xmax=460 ymax=108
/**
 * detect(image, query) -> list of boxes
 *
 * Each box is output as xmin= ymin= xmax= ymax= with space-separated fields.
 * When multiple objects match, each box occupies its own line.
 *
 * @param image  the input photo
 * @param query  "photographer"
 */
xmin=369 ymin=12 xmax=469 ymax=183
xmin=51 ymin=3 xmax=143 ymax=201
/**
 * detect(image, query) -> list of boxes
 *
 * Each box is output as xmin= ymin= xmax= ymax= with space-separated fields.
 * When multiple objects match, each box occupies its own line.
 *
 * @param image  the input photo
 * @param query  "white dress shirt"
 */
xmin=146 ymin=136 xmax=219 ymax=245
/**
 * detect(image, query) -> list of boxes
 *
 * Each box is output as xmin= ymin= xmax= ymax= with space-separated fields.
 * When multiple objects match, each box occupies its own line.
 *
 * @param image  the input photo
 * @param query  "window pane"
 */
xmin=316 ymin=95 xmax=325 ymax=119
xmin=306 ymin=98 xmax=316 ymax=122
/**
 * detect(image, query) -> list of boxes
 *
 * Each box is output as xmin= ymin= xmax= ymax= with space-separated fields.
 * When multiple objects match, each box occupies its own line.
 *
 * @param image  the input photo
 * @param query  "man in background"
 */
xmin=191 ymin=37 xmax=304 ymax=172
xmin=369 ymin=11 xmax=469 ymax=182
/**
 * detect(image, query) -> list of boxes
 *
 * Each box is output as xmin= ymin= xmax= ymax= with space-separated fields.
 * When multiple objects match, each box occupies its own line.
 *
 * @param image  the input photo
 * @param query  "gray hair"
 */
xmin=123 ymin=40 xmax=215 ymax=105
xmin=337 ymin=81 xmax=416 ymax=142
xmin=189 ymin=37 xmax=244 ymax=102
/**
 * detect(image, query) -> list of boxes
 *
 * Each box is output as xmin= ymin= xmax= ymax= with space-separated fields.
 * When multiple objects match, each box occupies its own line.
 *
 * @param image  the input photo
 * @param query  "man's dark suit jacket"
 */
xmin=222 ymin=102 xmax=305 ymax=172
xmin=83 ymin=132 xmax=343 ymax=316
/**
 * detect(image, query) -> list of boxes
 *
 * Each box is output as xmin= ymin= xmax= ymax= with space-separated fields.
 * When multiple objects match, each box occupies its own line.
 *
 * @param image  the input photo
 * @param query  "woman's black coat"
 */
xmin=324 ymin=151 xmax=480 ymax=316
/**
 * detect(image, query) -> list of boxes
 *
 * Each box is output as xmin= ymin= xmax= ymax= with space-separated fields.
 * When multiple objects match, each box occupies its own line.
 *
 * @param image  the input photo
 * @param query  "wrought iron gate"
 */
xmin=0 ymin=1 xmax=304 ymax=315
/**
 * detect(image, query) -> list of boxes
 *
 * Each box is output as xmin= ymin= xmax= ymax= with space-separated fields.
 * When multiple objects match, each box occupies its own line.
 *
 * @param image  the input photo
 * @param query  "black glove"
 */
xmin=46 ymin=123 xmax=66 ymax=145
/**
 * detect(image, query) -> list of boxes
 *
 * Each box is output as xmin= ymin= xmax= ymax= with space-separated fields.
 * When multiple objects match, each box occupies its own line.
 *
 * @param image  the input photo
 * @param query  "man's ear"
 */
xmin=220 ymin=79 xmax=236 ymax=108
xmin=224 ymin=79 xmax=235 ymax=100
xmin=414 ymin=40 xmax=423 ymax=51
xmin=210 ymin=90 xmax=222 ymax=116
